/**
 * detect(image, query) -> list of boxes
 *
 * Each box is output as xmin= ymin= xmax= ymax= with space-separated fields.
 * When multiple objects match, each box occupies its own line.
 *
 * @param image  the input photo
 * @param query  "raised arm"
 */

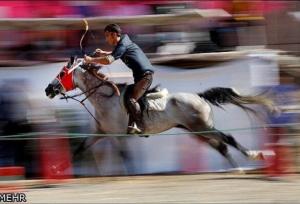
xmin=94 ymin=48 xmax=112 ymax=57
xmin=84 ymin=55 xmax=112 ymax=65
xmin=84 ymin=44 xmax=125 ymax=65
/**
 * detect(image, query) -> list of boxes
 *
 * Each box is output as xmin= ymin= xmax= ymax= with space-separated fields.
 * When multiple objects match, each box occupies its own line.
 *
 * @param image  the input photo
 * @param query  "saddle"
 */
xmin=120 ymin=84 xmax=168 ymax=115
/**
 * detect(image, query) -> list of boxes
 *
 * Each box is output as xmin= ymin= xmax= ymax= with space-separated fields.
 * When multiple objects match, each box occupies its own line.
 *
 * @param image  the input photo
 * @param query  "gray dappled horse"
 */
xmin=45 ymin=57 xmax=278 ymax=172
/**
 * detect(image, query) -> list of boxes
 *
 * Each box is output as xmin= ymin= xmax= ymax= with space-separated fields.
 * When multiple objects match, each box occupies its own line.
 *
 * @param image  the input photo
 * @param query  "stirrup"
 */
xmin=127 ymin=123 xmax=142 ymax=134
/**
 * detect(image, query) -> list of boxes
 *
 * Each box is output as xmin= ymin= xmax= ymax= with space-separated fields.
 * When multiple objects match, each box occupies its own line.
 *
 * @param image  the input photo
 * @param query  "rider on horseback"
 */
xmin=84 ymin=24 xmax=154 ymax=134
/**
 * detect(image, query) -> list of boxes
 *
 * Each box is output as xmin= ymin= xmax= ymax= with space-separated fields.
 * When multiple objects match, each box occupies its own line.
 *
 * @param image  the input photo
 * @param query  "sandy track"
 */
xmin=22 ymin=174 xmax=300 ymax=203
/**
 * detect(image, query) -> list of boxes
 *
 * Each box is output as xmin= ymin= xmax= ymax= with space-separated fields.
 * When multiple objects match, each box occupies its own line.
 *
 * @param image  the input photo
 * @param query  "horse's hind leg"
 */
xmin=183 ymin=119 xmax=240 ymax=169
xmin=205 ymin=128 xmax=264 ymax=160
xmin=195 ymin=136 xmax=240 ymax=170
xmin=209 ymin=128 xmax=249 ymax=157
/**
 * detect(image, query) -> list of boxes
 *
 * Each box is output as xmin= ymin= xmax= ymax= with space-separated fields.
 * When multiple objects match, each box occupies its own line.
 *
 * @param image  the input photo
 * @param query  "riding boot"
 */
xmin=127 ymin=98 xmax=143 ymax=134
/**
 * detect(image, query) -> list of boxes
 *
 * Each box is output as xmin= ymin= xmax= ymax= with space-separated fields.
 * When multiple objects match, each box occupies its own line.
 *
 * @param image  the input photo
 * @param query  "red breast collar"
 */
xmin=56 ymin=66 xmax=75 ymax=91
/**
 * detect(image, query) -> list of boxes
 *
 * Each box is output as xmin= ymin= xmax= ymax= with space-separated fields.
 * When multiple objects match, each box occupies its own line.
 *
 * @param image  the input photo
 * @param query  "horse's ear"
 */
xmin=70 ymin=56 xmax=75 ymax=64
xmin=67 ymin=56 xmax=76 ymax=68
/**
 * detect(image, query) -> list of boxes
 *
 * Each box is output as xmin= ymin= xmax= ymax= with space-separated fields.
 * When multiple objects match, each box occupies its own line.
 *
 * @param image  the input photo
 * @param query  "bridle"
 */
xmin=57 ymin=60 xmax=122 ymax=127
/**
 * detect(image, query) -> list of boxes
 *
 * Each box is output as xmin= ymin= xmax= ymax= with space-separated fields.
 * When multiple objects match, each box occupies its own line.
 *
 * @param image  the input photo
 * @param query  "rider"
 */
xmin=84 ymin=24 xmax=154 ymax=134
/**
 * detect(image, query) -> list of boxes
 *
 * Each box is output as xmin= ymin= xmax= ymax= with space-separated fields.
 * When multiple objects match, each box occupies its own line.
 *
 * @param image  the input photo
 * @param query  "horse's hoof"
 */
xmin=236 ymin=168 xmax=246 ymax=174
xmin=229 ymin=168 xmax=246 ymax=175
xmin=247 ymin=150 xmax=265 ymax=160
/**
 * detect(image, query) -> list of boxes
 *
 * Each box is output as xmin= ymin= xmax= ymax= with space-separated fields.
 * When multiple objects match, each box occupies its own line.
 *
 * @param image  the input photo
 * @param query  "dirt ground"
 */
xmin=12 ymin=173 xmax=298 ymax=203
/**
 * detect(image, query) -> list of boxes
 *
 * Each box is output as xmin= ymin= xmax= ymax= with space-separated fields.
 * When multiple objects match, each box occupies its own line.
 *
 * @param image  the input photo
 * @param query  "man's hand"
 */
xmin=93 ymin=49 xmax=105 ymax=57
xmin=94 ymin=48 xmax=112 ymax=57
xmin=84 ymin=55 xmax=93 ymax=64
xmin=95 ymin=48 xmax=105 ymax=54
xmin=84 ymin=54 xmax=111 ymax=65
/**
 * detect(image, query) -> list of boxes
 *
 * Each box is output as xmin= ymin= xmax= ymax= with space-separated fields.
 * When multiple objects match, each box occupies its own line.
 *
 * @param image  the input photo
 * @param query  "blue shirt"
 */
xmin=111 ymin=34 xmax=153 ymax=82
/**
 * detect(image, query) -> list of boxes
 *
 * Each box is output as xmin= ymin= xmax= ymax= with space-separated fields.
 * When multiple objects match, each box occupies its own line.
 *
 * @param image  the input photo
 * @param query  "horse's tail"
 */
xmin=198 ymin=87 xmax=279 ymax=116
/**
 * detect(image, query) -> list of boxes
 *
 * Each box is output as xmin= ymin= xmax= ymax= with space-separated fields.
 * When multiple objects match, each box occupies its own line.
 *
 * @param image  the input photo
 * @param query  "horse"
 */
xmin=45 ymin=57 xmax=278 ymax=172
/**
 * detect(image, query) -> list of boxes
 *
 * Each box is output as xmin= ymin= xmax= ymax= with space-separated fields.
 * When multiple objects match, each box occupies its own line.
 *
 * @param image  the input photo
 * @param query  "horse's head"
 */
xmin=45 ymin=56 xmax=79 ymax=99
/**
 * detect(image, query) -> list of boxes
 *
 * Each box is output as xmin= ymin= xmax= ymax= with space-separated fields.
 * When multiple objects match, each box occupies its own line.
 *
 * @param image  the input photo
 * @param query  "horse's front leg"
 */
xmin=50 ymin=135 xmax=104 ymax=174
xmin=72 ymin=136 xmax=104 ymax=158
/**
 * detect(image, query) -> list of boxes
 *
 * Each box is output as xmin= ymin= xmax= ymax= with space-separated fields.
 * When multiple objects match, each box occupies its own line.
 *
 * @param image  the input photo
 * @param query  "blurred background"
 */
xmin=0 ymin=0 xmax=300 ymax=182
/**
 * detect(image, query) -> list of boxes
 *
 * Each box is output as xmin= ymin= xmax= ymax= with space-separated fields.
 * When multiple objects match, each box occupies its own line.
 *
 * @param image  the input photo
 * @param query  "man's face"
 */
xmin=104 ymin=31 xmax=118 ymax=46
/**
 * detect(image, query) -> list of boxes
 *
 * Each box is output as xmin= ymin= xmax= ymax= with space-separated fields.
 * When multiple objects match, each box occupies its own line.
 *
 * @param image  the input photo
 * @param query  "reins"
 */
xmin=60 ymin=68 xmax=120 ymax=128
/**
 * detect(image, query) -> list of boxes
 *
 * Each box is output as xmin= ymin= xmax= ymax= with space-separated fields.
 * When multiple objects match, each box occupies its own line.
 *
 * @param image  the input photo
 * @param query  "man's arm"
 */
xmin=94 ymin=49 xmax=112 ymax=57
xmin=85 ymin=44 xmax=125 ymax=65
xmin=84 ymin=55 xmax=114 ymax=65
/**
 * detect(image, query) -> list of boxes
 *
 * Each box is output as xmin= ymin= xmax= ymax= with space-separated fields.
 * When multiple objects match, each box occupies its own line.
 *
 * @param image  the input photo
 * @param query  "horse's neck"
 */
xmin=74 ymin=69 xmax=120 ymax=112
xmin=74 ymin=69 xmax=129 ymax=133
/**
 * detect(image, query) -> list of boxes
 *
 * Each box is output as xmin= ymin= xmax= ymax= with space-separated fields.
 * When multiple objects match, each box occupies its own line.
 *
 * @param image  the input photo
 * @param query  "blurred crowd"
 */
xmin=0 ymin=79 xmax=96 ymax=178
xmin=0 ymin=0 xmax=294 ymax=64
